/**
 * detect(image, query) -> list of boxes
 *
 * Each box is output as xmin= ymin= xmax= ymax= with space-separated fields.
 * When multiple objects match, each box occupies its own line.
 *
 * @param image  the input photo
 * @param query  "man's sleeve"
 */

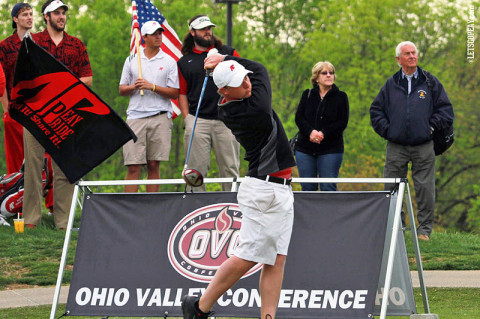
xmin=178 ymin=66 xmax=188 ymax=95
xmin=0 ymin=44 xmax=5 ymax=67
xmin=119 ymin=57 xmax=132 ymax=86
xmin=429 ymin=76 xmax=454 ymax=131
xmin=77 ymin=41 xmax=93 ymax=78
xmin=167 ymin=58 xmax=179 ymax=89
xmin=370 ymin=84 xmax=390 ymax=139
xmin=0 ymin=64 xmax=5 ymax=97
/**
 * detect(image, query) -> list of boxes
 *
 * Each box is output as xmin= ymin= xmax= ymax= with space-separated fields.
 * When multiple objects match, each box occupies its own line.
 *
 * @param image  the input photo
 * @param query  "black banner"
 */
xmin=67 ymin=192 xmax=390 ymax=318
xmin=10 ymin=37 xmax=136 ymax=183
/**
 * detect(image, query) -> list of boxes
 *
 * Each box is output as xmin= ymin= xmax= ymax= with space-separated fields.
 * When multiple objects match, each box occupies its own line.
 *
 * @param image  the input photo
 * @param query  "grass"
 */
xmin=0 ymin=213 xmax=80 ymax=289
xmin=0 ymin=213 xmax=479 ymax=318
xmin=0 ymin=288 xmax=478 ymax=318
xmin=1 ymin=217 xmax=478 ymax=289
xmin=404 ymin=230 xmax=480 ymax=270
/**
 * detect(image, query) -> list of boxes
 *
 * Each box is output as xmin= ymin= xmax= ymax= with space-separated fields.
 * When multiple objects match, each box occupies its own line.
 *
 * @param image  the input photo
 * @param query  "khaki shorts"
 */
xmin=234 ymin=176 xmax=294 ymax=265
xmin=123 ymin=113 xmax=172 ymax=165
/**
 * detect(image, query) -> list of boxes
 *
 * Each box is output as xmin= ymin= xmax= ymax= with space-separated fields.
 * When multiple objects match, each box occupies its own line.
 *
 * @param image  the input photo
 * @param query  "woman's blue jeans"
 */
xmin=295 ymin=151 xmax=343 ymax=191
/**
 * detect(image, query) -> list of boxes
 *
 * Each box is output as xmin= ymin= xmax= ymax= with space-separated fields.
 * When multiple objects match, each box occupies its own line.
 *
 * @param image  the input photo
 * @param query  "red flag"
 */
xmin=10 ymin=37 xmax=136 ymax=183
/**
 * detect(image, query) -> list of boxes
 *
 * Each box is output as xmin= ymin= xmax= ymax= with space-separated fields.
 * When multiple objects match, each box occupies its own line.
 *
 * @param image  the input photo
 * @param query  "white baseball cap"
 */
xmin=189 ymin=16 xmax=216 ymax=30
xmin=43 ymin=0 xmax=68 ymax=14
xmin=213 ymin=61 xmax=252 ymax=88
xmin=141 ymin=21 xmax=165 ymax=36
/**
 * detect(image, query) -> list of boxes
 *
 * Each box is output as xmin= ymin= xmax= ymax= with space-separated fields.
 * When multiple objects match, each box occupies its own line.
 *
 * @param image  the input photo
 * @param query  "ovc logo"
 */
xmin=168 ymin=203 xmax=262 ymax=282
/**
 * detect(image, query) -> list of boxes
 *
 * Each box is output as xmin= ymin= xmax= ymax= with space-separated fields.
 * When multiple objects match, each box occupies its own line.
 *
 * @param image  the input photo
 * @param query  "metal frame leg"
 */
xmin=406 ymin=183 xmax=430 ymax=314
xmin=50 ymin=184 xmax=80 ymax=319
xmin=380 ymin=180 xmax=405 ymax=319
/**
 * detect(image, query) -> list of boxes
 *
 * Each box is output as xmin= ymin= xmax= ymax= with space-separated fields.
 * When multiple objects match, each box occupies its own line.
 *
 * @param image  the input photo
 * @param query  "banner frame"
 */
xmin=406 ymin=183 xmax=430 ymax=313
xmin=50 ymin=177 xmax=429 ymax=319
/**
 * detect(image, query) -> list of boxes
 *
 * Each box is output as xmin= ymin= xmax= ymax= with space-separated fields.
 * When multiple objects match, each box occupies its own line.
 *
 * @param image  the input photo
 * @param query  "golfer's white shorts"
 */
xmin=233 ymin=176 xmax=294 ymax=266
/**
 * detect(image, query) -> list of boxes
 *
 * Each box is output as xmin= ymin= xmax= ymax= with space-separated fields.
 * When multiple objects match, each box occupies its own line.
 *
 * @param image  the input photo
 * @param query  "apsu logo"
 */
xmin=168 ymin=203 xmax=262 ymax=282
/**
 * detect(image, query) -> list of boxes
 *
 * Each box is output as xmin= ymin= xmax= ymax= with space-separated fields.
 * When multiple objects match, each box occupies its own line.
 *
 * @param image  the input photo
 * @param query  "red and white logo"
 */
xmin=168 ymin=203 xmax=262 ymax=282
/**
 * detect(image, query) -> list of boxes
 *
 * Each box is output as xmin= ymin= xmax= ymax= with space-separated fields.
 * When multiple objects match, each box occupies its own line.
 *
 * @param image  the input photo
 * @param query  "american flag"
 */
xmin=130 ymin=0 xmax=183 ymax=118
xmin=129 ymin=3 xmax=141 ymax=55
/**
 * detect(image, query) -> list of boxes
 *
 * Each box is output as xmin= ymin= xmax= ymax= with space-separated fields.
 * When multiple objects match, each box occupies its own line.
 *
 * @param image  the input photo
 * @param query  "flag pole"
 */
xmin=135 ymin=28 xmax=144 ymax=96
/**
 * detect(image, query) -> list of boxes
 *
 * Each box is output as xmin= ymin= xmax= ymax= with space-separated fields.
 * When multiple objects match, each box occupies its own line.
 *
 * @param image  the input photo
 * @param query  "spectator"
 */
xmin=119 ymin=21 xmax=179 ymax=192
xmin=177 ymin=15 xmax=240 ymax=191
xmin=23 ymin=0 xmax=92 ymax=229
xmin=0 ymin=3 xmax=33 ymax=174
xmin=370 ymin=41 xmax=454 ymax=241
xmin=294 ymin=61 xmax=349 ymax=191
xmin=1 ymin=2 xmax=55 ymax=215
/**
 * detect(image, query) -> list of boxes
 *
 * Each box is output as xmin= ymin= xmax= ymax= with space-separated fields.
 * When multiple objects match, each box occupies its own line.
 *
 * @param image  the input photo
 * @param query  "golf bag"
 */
xmin=0 ymin=156 xmax=53 ymax=219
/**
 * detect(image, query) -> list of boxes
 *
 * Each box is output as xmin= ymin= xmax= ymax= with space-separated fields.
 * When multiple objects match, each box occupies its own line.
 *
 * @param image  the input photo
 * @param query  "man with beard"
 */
xmin=22 ymin=0 xmax=92 ymax=229
xmin=177 ymin=15 xmax=240 ymax=191
xmin=0 ymin=3 xmax=34 ymax=175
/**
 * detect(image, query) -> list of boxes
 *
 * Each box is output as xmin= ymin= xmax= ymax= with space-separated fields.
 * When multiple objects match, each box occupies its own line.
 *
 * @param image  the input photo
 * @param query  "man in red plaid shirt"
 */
xmin=0 ymin=3 xmax=34 ymax=175
xmin=22 ymin=0 xmax=92 ymax=230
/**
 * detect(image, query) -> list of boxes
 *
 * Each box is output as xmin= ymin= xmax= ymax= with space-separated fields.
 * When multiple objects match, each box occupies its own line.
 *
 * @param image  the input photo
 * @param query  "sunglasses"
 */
xmin=320 ymin=71 xmax=335 ymax=75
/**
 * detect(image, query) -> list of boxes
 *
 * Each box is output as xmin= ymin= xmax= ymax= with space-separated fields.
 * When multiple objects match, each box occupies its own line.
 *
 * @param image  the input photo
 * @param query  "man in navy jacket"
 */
xmin=370 ymin=41 xmax=454 ymax=241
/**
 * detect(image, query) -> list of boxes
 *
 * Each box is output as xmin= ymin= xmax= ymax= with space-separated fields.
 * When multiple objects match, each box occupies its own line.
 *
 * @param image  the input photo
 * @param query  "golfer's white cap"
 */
xmin=189 ymin=16 xmax=216 ymax=30
xmin=141 ymin=21 xmax=164 ymax=36
xmin=43 ymin=0 xmax=68 ymax=14
xmin=213 ymin=60 xmax=252 ymax=88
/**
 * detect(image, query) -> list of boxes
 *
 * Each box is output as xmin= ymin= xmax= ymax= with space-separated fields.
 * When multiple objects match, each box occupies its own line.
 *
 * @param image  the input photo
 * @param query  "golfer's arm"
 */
xmin=179 ymin=94 xmax=189 ymax=119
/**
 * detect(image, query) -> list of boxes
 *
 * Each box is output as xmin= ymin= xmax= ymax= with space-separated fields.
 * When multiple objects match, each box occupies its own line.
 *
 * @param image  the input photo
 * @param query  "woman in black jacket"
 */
xmin=294 ymin=61 xmax=349 ymax=191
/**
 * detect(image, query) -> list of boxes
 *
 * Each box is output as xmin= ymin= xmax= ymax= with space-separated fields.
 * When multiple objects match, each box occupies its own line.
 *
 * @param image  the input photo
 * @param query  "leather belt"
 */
xmin=253 ymin=175 xmax=292 ymax=185
xmin=144 ymin=111 xmax=167 ymax=118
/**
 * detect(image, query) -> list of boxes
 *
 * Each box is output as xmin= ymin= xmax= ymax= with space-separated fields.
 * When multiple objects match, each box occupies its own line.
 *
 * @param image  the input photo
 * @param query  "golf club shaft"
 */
xmin=184 ymin=72 xmax=209 ymax=166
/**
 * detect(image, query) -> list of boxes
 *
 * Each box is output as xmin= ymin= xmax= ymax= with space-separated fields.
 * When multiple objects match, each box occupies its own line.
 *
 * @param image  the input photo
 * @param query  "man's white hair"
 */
xmin=396 ymin=41 xmax=418 ymax=58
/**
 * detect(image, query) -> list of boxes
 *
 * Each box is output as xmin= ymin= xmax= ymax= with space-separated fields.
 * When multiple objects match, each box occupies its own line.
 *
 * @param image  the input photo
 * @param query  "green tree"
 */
xmin=0 ymin=0 xmax=479 ymax=231
xmin=296 ymin=0 xmax=480 ymax=229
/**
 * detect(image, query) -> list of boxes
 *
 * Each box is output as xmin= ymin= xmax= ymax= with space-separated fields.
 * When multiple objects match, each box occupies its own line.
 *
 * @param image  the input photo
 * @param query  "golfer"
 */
xmin=181 ymin=55 xmax=296 ymax=319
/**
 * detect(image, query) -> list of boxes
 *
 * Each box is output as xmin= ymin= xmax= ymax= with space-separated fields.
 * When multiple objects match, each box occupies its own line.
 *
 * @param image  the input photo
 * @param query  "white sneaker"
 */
xmin=0 ymin=215 xmax=10 ymax=226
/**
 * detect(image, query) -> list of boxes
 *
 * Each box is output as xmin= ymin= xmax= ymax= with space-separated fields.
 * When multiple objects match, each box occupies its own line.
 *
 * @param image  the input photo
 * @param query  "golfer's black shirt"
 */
xmin=218 ymin=57 xmax=296 ymax=177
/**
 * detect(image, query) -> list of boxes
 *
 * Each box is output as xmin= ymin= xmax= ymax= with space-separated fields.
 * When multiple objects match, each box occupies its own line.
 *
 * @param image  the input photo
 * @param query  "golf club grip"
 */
xmin=184 ymin=74 xmax=209 ymax=166
xmin=205 ymin=48 xmax=218 ymax=77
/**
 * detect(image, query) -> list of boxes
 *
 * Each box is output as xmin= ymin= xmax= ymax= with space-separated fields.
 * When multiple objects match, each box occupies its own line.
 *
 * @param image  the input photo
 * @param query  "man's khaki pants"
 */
xmin=184 ymin=115 xmax=240 ymax=191
xmin=23 ymin=130 xmax=74 ymax=229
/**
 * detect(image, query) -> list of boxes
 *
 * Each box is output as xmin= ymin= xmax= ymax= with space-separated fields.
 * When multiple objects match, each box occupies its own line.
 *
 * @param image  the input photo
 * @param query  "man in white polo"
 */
xmin=119 ymin=21 xmax=179 ymax=192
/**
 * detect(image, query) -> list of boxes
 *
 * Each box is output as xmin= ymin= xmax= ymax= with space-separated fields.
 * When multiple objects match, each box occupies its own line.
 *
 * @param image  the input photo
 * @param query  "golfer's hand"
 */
xmin=204 ymin=54 xmax=226 ymax=70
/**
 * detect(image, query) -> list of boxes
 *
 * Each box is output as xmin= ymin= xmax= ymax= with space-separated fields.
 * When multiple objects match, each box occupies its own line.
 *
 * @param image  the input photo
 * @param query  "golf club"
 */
xmin=182 ymin=48 xmax=218 ymax=187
